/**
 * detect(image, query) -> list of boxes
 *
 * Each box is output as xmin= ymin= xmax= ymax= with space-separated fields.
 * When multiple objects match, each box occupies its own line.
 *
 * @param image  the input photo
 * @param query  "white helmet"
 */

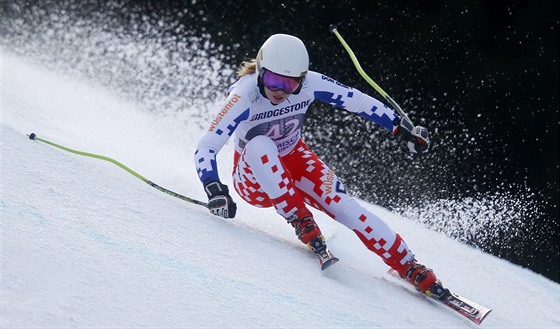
xmin=257 ymin=34 xmax=309 ymax=78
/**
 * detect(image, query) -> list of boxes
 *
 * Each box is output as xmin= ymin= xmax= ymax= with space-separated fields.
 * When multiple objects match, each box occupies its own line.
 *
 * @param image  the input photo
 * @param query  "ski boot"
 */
xmin=307 ymin=235 xmax=339 ymax=270
xmin=397 ymin=259 xmax=439 ymax=293
xmin=425 ymin=279 xmax=451 ymax=300
xmin=287 ymin=210 xmax=339 ymax=270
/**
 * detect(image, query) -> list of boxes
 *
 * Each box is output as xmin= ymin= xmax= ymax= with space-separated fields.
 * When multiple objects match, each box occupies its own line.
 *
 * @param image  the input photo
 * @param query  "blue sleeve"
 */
xmin=194 ymin=92 xmax=250 ymax=185
xmin=194 ymin=147 xmax=220 ymax=185
xmin=309 ymin=71 xmax=399 ymax=133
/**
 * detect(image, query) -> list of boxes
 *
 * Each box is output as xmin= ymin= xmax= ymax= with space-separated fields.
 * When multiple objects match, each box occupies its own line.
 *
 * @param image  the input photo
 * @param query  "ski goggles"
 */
xmin=260 ymin=70 xmax=303 ymax=94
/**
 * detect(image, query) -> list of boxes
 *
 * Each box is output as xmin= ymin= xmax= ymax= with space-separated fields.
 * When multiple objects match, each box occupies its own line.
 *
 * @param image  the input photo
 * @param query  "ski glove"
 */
xmin=395 ymin=116 xmax=431 ymax=153
xmin=204 ymin=181 xmax=237 ymax=219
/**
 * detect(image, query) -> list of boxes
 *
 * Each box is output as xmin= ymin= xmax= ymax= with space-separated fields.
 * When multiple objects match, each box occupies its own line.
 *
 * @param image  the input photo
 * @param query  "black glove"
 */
xmin=204 ymin=181 xmax=237 ymax=219
xmin=395 ymin=116 xmax=431 ymax=153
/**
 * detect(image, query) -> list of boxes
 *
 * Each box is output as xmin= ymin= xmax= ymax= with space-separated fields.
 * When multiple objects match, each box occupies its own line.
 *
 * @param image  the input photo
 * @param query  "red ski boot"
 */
xmin=286 ymin=208 xmax=339 ymax=270
xmin=397 ymin=259 xmax=438 ymax=293
xmin=286 ymin=208 xmax=322 ymax=244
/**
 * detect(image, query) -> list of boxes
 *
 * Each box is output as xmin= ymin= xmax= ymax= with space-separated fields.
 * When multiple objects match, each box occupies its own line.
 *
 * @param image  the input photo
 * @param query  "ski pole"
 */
xmin=27 ymin=133 xmax=207 ymax=207
xmin=329 ymin=24 xmax=413 ymax=124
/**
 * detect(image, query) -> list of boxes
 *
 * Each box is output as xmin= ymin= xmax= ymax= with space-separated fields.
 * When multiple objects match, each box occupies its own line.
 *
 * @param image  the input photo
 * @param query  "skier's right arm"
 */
xmin=194 ymin=92 xmax=250 ymax=219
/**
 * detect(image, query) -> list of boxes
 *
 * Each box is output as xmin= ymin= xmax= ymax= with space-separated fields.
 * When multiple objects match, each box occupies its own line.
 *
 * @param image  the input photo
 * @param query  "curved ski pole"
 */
xmin=28 ymin=133 xmax=207 ymax=207
xmin=329 ymin=24 xmax=413 ymax=124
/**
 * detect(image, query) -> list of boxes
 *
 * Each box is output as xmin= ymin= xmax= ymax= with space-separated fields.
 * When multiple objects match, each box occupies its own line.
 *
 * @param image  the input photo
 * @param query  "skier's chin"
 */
xmin=264 ymin=88 xmax=289 ymax=105
xmin=270 ymin=97 xmax=287 ymax=105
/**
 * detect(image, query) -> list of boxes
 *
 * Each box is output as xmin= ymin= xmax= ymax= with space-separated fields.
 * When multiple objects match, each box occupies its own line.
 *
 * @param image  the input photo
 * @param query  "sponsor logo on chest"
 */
xmin=250 ymin=99 xmax=312 ymax=121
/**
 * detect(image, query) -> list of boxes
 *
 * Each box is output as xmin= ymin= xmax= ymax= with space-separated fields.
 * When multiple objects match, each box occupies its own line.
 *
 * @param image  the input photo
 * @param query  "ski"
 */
xmin=431 ymin=288 xmax=492 ymax=325
xmin=389 ymin=269 xmax=492 ymax=325
xmin=316 ymin=247 xmax=339 ymax=270
xmin=308 ymin=236 xmax=339 ymax=270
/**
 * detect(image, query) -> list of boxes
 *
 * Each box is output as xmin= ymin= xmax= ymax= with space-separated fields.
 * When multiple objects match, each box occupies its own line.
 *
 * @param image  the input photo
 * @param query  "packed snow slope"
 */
xmin=2 ymin=52 xmax=559 ymax=328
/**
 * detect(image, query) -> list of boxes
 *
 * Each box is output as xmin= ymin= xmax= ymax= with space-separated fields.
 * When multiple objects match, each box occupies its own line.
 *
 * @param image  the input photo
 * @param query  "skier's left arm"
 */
xmin=310 ymin=72 xmax=430 ymax=153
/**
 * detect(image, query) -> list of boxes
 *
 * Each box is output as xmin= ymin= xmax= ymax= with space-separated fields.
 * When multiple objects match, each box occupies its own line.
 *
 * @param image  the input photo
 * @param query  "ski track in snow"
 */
xmin=2 ymin=52 xmax=560 ymax=328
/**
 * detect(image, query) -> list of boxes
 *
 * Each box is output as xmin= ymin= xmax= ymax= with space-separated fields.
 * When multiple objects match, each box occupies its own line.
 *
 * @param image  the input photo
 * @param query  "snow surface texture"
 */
xmin=2 ymin=52 xmax=559 ymax=328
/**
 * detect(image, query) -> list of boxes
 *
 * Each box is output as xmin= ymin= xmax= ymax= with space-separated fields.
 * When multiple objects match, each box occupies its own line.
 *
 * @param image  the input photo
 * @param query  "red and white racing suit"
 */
xmin=195 ymin=71 xmax=415 ymax=271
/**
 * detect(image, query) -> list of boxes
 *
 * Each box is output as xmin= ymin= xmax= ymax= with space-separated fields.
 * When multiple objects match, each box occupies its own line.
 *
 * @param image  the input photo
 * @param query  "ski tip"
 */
xmin=474 ymin=308 xmax=492 ymax=325
xmin=321 ymin=257 xmax=340 ymax=271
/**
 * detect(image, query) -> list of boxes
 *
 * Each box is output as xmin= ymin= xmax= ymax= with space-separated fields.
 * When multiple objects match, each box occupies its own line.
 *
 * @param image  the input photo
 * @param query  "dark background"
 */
xmin=3 ymin=0 xmax=558 ymax=282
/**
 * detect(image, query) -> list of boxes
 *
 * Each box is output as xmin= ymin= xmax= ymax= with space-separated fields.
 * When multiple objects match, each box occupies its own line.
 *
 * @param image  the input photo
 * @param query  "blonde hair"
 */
xmin=236 ymin=59 xmax=257 ymax=78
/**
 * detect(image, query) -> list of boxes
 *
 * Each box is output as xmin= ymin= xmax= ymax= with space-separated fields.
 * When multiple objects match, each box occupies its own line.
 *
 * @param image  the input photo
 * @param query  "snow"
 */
xmin=2 ymin=51 xmax=559 ymax=328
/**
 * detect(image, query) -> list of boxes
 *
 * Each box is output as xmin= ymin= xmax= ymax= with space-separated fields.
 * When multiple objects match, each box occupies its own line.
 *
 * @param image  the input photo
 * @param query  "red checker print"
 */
xmin=354 ymin=230 xmax=399 ymax=263
xmin=354 ymin=230 xmax=380 ymax=252
xmin=233 ymin=147 xmax=306 ymax=215
xmin=325 ymin=195 xmax=343 ymax=205
xmin=260 ymin=154 xmax=269 ymax=164
xmin=377 ymin=238 xmax=387 ymax=249
xmin=312 ymin=184 xmax=323 ymax=197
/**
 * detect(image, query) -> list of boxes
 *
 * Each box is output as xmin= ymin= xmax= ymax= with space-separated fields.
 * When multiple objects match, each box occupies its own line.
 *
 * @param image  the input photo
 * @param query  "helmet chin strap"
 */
xmin=256 ymin=75 xmax=270 ymax=100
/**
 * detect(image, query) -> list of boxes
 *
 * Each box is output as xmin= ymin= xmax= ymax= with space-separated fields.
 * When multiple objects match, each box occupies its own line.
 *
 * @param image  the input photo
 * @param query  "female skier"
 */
xmin=194 ymin=33 xmax=442 ymax=295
